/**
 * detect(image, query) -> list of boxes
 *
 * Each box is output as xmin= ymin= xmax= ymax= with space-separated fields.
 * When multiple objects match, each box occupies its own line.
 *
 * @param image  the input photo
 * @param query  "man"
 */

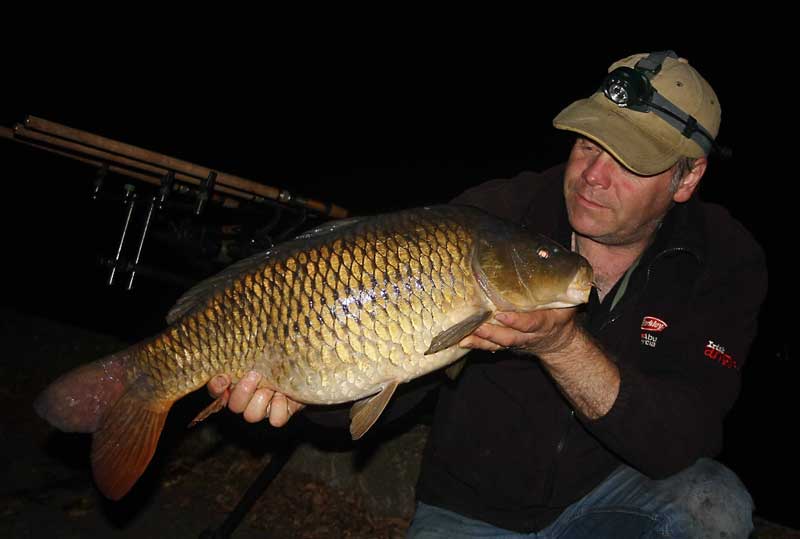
xmin=208 ymin=51 xmax=766 ymax=537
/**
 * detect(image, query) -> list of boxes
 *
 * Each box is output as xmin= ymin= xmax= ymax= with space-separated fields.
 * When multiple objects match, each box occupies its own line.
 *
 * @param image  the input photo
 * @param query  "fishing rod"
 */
xmin=2 ymin=116 xmax=349 ymax=537
xmin=1 ymin=118 xmax=349 ymax=290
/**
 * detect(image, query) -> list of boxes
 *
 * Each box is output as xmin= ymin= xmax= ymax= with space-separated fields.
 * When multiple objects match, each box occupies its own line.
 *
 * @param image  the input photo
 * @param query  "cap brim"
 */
xmin=553 ymin=93 xmax=681 ymax=176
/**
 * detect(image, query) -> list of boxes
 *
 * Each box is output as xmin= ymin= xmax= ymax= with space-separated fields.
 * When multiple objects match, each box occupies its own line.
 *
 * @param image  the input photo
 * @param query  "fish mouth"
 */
xmin=562 ymin=264 xmax=593 ymax=305
xmin=531 ymin=264 xmax=594 ymax=310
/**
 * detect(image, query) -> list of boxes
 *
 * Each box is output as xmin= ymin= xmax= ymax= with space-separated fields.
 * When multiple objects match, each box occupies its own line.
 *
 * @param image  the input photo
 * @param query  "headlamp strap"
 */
xmin=633 ymin=50 xmax=713 ymax=154
xmin=635 ymin=50 xmax=678 ymax=77
xmin=647 ymin=80 xmax=714 ymax=154
xmin=681 ymin=116 xmax=699 ymax=139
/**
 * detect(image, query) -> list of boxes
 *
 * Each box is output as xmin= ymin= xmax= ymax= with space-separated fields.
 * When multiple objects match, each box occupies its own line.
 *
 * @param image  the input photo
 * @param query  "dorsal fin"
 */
xmin=166 ymin=217 xmax=364 ymax=325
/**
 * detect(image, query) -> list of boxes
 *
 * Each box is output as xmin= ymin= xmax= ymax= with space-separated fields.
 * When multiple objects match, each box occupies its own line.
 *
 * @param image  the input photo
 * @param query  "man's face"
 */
xmin=564 ymin=137 xmax=679 ymax=246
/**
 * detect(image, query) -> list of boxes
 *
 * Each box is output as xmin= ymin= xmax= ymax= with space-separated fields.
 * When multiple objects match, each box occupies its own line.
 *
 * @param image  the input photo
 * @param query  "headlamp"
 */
xmin=600 ymin=51 xmax=716 ymax=155
xmin=602 ymin=66 xmax=653 ymax=111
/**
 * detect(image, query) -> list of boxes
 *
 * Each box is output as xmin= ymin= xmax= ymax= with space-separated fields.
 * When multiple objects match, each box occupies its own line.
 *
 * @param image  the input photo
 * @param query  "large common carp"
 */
xmin=35 ymin=204 xmax=592 ymax=500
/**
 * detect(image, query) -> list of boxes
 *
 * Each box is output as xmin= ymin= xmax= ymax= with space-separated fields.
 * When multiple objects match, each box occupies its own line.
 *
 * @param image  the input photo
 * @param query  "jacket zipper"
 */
xmin=644 ymin=247 xmax=699 ymax=284
xmin=543 ymin=248 xmax=699 ymax=504
xmin=544 ymin=409 xmax=575 ymax=504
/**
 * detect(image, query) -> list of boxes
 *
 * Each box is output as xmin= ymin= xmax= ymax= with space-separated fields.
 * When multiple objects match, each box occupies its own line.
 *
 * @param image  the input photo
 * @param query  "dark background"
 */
xmin=2 ymin=41 xmax=793 ymax=527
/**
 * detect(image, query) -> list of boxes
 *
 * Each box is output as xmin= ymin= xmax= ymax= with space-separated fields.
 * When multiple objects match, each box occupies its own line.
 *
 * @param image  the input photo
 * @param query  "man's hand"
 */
xmin=207 ymin=371 xmax=305 ymax=427
xmin=459 ymin=308 xmax=580 ymax=358
xmin=460 ymin=307 xmax=620 ymax=419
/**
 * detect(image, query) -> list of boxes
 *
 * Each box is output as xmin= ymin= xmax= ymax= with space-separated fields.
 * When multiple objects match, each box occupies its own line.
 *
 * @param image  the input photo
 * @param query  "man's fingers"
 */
xmin=473 ymin=324 xmax=527 ymax=348
xmin=208 ymin=374 xmax=231 ymax=398
xmin=459 ymin=334 xmax=504 ymax=352
xmin=495 ymin=308 xmax=577 ymax=332
xmin=268 ymin=393 xmax=291 ymax=427
xmin=494 ymin=311 xmax=545 ymax=333
xmin=243 ymin=388 xmax=274 ymax=423
xmin=267 ymin=393 xmax=305 ymax=427
xmin=207 ymin=370 xmax=304 ymax=426
xmin=228 ymin=371 xmax=262 ymax=413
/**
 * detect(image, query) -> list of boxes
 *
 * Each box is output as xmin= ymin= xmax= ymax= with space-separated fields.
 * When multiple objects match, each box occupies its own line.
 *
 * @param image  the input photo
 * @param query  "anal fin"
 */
xmin=349 ymin=380 xmax=399 ymax=440
xmin=425 ymin=310 xmax=493 ymax=355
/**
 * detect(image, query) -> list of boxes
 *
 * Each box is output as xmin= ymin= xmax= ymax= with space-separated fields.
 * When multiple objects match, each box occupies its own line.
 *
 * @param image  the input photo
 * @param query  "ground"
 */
xmin=0 ymin=309 xmax=410 ymax=538
xmin=1 ymin=309 xmax=797 ymax=538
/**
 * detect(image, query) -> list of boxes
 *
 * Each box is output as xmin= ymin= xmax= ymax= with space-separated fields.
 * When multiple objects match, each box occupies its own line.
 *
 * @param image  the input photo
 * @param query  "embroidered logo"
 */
xmin=641 ymin=316 xmax=668 ymax=332
xmin=641 ymin=333 xmax=658 ymax=348
xmin=704 ymin=340 xmax=738 ymax=369
xmin=640 ymin=316 xmax=668 ymax=348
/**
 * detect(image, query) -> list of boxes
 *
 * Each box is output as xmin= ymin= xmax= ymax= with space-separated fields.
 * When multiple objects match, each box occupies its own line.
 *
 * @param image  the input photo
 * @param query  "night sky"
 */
xmin=2 ymin=42 xmax=793 ymax=526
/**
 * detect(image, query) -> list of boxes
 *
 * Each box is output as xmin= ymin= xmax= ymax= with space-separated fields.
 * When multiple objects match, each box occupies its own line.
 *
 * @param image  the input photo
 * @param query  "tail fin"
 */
xmin=34 ymin=350 xmax=172 ymax=500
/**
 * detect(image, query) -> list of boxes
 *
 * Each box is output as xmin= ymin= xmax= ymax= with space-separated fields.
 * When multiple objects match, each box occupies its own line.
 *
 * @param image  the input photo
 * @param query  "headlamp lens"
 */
xmin=605 ymin=81 xmax=629 ymax=105
xmin=602 ymin=66 xmax=649 ymax=110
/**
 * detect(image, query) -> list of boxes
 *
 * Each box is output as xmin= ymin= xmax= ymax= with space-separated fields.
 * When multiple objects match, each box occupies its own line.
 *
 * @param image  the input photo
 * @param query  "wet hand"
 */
xmin=207 ymin=371 xmax=305 ymax=427
xmin=459 ymin=307 xmax=580 ymax=356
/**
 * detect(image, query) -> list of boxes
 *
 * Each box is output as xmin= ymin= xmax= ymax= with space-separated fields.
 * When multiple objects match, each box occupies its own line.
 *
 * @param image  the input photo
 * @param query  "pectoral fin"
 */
xmin=349 ymin=380 xmax=399 ymax=440
xmin=425 ymin=310 xmax=493 ymax=355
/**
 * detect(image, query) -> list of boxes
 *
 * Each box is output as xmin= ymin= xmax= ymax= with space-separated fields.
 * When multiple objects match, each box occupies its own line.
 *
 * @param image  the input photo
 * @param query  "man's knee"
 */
xmin=660 ymin=459 xmax=753 ymax=538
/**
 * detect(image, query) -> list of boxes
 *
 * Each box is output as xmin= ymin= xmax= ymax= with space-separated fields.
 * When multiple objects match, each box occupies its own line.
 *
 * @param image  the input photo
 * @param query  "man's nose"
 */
xmin=582 ymin=152 xmax=615 ymax=189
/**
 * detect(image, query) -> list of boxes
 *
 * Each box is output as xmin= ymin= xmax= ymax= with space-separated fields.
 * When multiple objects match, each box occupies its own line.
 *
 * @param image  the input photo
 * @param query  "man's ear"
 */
xmin=673 ymin=157 xmax=707 ymax=203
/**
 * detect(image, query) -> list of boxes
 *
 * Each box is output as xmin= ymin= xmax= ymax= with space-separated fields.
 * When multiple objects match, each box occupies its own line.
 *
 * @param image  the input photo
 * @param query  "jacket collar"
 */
xmin=640 ymin=194 xmax=706 ymax=268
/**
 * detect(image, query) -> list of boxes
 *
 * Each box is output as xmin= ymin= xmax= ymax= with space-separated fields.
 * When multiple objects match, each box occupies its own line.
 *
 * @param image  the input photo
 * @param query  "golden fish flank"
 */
xmin=34 ymin=205 xmax=593 ymax=500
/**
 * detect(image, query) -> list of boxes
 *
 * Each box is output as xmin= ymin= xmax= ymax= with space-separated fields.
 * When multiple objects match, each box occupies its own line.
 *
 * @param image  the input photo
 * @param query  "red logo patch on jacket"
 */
xmin=704 ymin=341 xmax=738 ymax=369
xmin=641 ymin=316 xmax=668 ymax=332
xmin=640 ymin=316 xmax=668 ymax=348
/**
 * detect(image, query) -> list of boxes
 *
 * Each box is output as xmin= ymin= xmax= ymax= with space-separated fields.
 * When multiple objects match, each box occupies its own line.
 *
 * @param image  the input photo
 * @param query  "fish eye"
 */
xmin=537 ymin=247 xmax=551 ymax=259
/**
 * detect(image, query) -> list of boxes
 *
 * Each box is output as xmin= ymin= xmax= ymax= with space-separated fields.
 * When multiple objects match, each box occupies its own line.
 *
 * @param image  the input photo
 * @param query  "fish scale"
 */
xmin=35 ymin=204 xmax=593 ymax=500
xmin=143 ymin=213 xmax=454 ymax=401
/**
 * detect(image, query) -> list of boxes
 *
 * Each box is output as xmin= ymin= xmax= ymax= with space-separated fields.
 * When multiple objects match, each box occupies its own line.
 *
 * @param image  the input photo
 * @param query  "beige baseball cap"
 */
xmin=553 ymin=52 xmax=721 ymax=176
